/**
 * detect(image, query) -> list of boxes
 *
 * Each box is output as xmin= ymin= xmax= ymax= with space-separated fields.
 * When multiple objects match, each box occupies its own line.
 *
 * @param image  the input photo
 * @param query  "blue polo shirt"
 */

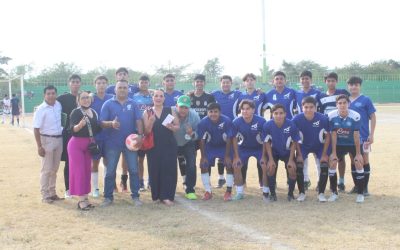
xmin=328 ymin=109 xmax=361 ymax=146
xmin=212 ymin=90 xmax=241 ymax=120
xmin=133 ymin=92 xmax=153 ymax=115
xmin=237 ymin=90 xmax=268 ymax=116
xmin=232 ymin=115 xmax=265 ymax=150
xmin=106 ymin=84 xmax=140 ymax=98
xmin=164 ymin=90 xmax=183 ymax=107
xmin=295 ymin=88 xmax=321 ymax=113
xmin=318 ymin=89 xmax=350 ymax=115
xmin=100 ymin=97 xmax=142 ymax=150
xmin=350 ymin=95 xmax=376 ymax=142
xmin=265 ymin=87 xmax=297 ymax=119
xmin=90 ymin=93 xmax=113 ymax=140
xmin=262 ymin=118 xmax=300 ymax=158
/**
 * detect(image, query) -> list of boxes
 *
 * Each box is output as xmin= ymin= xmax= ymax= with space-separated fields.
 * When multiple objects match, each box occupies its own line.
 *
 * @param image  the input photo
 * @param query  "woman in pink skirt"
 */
xmin=68 ymin=91 xmax=100 ymax=210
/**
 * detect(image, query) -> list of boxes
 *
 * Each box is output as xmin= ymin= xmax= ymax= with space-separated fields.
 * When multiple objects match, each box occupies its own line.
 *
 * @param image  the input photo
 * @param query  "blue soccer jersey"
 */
xmin=212 ymin=90 xmax=241 ymax=120
xmin=90 ymin=93 xmax=114 ymax=141
xmin=262 ymin=119 xmax=301 ymax=157
xmin=328 ymin=109 xmax=361 ymax=146
xmin=106 ymin=84 xmax=139 ymax=98
xmin=237 ymin=90 xmax=268 ymax=116
xmin=295 ymin=88 xmax=321 ymax=113
xmin=292 ymin=112 xmax=329 ymax=159
xmin=133 ymin=92 xmax=153 ymax=115
xmin=350 ymin=95 xmax=376 ymax=142
xmin=318 ymin=89 xmax=350 ymax=115
xmin=232 ymin=115 xmax=265 ymax=149
xmin=164 ymin=90 xmax=182 ymax=107
xmin=265 ymin=87 xmax=297 ymax=119
xmin=197 ymin=115 xmax=234 ymax=148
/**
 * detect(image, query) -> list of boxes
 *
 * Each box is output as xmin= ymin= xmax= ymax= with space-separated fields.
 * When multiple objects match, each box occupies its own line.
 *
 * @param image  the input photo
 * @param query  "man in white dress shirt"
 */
xmin=33 ymin=85 xmax=64 ymax=204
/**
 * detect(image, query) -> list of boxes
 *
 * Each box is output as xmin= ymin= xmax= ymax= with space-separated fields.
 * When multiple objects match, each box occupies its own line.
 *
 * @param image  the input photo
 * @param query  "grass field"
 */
xmin=1 ymin=105 xmax=400 ymax=249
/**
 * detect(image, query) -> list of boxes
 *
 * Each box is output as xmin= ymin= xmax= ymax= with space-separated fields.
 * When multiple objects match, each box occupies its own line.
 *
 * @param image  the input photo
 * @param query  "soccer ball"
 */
xmin=125 ymin=134 xmax=140 ymax=151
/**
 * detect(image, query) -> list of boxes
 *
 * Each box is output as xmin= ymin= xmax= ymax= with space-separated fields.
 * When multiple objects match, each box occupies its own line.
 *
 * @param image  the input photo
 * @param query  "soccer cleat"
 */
xmin=318 ymin=193 xmax=327 ymax=202
xmin=64 ymin=190 xmax=71 ymax=199
xmin=223 ymin=191 xmax=232 ymax=201
xmin=287 ymin=194 xmax=295 ymax=202
xmin=92 ymin=189 xmax=100 ymax=198
xmin=132 ymin=197 xmax=143 ymax=206
xmin=338 ymin=183 xmax=346 ymax=192
xmin=348 ymin=186 xmax=358 ymax=194
xmin=304 ymin=181 xmax=311 ymax=191
xmin=269 ymin=193 xmax=277 ymax=202
xmin=216 ymin=179 xmax=226 ymax=188
xmin=232 ymin=193 xmax=244 ymax=201
xmin=328 ymin=193 xmax=338 ymax=202
xmin=297 ymin=193 xmax=306 ymax=202
xmin=185 ymin=192 xmax=197 ymax=200
xmin=356 ymin=194 xmax=365 ymax=203
xmin=202 ymin=191 xmax=212 ymax=201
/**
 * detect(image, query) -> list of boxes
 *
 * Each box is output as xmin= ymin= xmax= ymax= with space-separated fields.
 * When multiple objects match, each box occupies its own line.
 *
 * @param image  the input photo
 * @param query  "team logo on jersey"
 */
xmin=284 ymin=93 xmax=291 ymax=99
xmin=218 ymin=122 xmax=225 ymax=129
xmin=229 ymin=93 xmax=235 ymax=99
xmin=251 ymin=123 xmax=258 ymax=130
xmin=196 ymin=100 xmax=200 ymax=106
xmin=174 ymin=96 xmax=179 ymax=101
xmin=253 ymin=95 xmax=260 ymax=101
xmin=237 ymin=132 xmax=244 ymax=145
xmin=273 ymin=94 xmax=277 ymax=101
xmin=313 ymin=120 xmax=320 ymax=127
xmin=204 ymin=101 xmax=208 ymax=106
xmin=127 ymin=104 xmax=132 ymax=110
xmin=283 ymin=126 xmax=291 ymax=133
xmin=337 ymin=128 xmax=350 ymax=135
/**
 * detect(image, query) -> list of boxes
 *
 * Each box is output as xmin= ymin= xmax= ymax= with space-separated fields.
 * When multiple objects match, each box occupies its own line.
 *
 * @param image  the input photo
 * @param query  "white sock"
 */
xmin=201 ymin=173 xmax=211 ymax=192
xmin=182 ymin=175 xmax=186 ymax=183
xmin=356 ymin=169 xmax=364 ymax=174
xmin=91 ymin=172 xmax=99 ymax=190
xmin=263 ymin=186 xmax=270 ymax=193
xmin=303 ymin=158 xmax=310 ymax=182
xmin=226 ymin=174 xmax=234 ymax=187
xmin=236 ymin=185 xmax=244 ymax=194
xmin=218 ymin=174 xmax=225 ymax=180
xmin=103 ymin=166 xmax=107 ymax=178
xmin=315 ymin=158 xmax=321 ymax=180
xmin=329 ymin=169 xmax=337 ymax=174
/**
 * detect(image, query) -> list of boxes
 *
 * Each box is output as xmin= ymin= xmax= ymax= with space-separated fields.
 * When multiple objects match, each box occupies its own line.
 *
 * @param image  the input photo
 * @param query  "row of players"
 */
xmin=78 ymin=68 xmax=375 ymax=204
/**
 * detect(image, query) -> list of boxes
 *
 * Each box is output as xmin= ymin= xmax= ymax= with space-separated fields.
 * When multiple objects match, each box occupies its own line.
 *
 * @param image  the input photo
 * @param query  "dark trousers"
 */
xmin=177 ymin=141 xmax=197 ymax=193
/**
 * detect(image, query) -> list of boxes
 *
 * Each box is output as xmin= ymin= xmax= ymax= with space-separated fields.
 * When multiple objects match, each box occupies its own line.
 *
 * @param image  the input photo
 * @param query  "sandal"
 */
xmin=162 ymin=199 xmax=174 ymax=206
xmin=77 ymin=201 xmax=92 ymax=211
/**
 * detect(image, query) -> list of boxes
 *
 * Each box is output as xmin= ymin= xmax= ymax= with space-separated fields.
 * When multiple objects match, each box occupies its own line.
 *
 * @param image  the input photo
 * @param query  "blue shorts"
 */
xmin=239 ymin=148 xmax=263 ymax=166
xmin=301 ymin=146 xmax=331 ymax=161
xmin=92 ymin=139 xmax=105 ymax=160
xmin=202 ymin=145 xmax=231 ymax=168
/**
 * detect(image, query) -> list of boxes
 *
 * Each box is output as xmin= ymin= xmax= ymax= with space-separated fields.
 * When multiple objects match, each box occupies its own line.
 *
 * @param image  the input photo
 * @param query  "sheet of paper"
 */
xmin=162 ymin=114 xmax=175 ymax=126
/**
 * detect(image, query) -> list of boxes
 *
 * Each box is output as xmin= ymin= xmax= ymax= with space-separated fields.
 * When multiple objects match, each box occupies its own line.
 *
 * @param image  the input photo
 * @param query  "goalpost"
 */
xmin=0 ymin=75 xmax=25 ymax=127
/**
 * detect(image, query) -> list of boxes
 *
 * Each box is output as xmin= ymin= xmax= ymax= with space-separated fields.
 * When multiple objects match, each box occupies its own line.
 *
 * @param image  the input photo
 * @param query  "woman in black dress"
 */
xmin=143 ymin=89 xmax=179 ymax=206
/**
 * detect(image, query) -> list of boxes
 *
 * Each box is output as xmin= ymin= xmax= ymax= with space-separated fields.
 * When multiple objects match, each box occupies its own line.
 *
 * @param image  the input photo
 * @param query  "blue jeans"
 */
xmin=104 ymin=146 xmax=140 ymax=200
xmin=177 ymin=141 xmax=196 ymax=193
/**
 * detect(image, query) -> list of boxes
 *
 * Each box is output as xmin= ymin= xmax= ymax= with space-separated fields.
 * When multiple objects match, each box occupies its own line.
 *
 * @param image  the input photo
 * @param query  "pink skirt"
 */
xmin=68 ymin=136 xmax=92 ymax=196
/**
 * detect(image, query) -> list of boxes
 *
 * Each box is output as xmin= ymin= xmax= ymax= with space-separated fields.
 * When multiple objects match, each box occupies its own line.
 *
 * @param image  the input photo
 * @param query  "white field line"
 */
xmin=23 ymin=124 xmax=291 ymax=249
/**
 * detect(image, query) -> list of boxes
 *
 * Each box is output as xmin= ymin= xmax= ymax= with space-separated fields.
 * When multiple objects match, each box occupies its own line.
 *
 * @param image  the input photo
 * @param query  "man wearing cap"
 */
xmin=172 ymin=95 xmax=201 ymax=200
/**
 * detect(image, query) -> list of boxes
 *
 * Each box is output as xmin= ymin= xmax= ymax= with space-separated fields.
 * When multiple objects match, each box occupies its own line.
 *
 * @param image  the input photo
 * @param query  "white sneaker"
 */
xmin=64 ymin=190 xmax=71 ymax=199
xmin=318 ymin=193 xmax=327 ymax=202
xmin=356 ymin=194 xmax=365 ymax=203
xmin=92 ymin=189 xmax=100 ymax=198
xmin=328 ymin=193 xmax=338 ymax=202
xmin=297 ymin=193 xmax=306 ymax=202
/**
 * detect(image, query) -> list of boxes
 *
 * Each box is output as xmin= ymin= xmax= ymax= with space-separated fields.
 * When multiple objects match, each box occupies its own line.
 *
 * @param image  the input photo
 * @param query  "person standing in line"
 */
xmin=143 ymin=89 xmax=179 ymax=206
xmin=57 ymin=74 xmax=81 ymax=198
xmin=10 ymin=93 xmax=21 ymax=126
xmin=90 ymin=75 xmax=113 ymax=198
xmin=2 ymin=94 xmax=11 ymax=124
xmin=33 ymin=85 xmax=64 ymax=204
xmin=68 ymin=91 xmax=101 ymax=210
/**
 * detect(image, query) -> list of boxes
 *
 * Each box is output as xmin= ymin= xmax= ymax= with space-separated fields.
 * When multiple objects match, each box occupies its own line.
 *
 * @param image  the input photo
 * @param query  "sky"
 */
xmin=2 ymin=0 xmax=400 ymax=77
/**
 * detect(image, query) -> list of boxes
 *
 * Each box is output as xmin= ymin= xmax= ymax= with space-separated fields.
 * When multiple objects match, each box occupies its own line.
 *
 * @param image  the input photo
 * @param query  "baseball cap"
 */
xmin=177 ymin=95 xmax=191 ymax=108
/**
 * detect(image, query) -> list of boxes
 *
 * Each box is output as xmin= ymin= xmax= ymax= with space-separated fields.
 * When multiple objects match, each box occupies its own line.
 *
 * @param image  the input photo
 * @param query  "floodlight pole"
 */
xmin=261 ymin=0 xmax=267 ymax=84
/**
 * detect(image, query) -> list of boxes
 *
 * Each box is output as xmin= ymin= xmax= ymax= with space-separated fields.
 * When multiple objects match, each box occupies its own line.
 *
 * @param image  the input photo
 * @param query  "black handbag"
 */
xmin=81 ymin=109 xmax=100 ymax=155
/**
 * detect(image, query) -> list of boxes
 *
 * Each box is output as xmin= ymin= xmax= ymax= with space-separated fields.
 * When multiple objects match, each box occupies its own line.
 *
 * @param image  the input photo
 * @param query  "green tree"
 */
xmin=203 ymin=57 xmax=224 ymax=79
xmin=31 ymin=62 xmax=81 ymax=85
xmin=154 ymin=63 xmax=191 ymax=83
xmin=0 ymin=53 xmax=12 ymax=78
